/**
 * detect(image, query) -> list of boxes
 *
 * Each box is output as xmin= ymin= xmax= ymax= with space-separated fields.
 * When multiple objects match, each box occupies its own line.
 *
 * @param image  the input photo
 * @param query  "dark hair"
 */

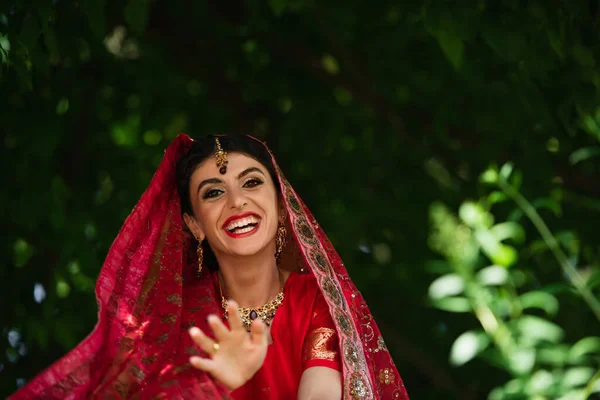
xmin=176 ymin=134 xmax=280 ymax=216
xmin=175 ymin=134 xmax=280 ymax=273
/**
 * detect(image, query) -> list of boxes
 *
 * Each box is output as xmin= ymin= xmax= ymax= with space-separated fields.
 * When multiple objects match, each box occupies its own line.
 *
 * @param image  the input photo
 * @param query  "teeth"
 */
xmin=234 ymin=225 xmax=255 ymax=234
xmin=226 ymin=215 xmax=260 ymax=231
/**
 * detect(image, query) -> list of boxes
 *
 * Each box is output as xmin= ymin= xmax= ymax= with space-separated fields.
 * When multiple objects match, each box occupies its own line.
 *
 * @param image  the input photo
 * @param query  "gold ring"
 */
xmin=212 ymin=343 xmax=220 ymax=353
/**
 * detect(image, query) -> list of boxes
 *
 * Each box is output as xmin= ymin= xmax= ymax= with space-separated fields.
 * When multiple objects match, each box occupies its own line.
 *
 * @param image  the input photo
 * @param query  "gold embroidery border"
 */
xmin=272 ymin=163 xmax=375 ymax=400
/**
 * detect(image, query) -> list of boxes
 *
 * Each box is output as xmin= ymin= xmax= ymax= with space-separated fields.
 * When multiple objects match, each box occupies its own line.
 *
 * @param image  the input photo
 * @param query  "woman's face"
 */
xmin=184 ymin=152 xmax=280 ymax=259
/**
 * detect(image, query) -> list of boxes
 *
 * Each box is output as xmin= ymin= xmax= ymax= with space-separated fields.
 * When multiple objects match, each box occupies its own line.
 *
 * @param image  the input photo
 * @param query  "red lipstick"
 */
xmin=222 ymin=212 xmax=261 ymax=239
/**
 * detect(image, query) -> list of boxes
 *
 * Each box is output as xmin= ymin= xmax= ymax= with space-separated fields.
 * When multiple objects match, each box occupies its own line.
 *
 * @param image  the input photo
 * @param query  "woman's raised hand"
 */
xmin=188 ymin=300 xmax=268 ymax=391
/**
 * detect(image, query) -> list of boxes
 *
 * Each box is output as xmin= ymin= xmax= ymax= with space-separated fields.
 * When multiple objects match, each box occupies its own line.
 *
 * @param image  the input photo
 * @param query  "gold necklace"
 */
xmin=220 ymin=270 xmax=285 ymax=332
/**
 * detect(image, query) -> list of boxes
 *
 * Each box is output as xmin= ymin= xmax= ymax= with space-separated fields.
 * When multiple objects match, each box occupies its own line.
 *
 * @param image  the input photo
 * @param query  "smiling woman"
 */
xmin=9 ymin=135 xmax=409 ymax=400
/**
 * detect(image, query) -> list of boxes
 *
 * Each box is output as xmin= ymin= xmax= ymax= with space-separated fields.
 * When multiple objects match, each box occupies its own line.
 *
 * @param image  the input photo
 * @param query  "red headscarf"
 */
xmin=9 ymin=134 xmax=409 ymax=400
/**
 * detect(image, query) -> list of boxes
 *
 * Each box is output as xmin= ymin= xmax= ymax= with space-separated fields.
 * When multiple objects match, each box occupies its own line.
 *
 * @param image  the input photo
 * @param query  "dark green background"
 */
xmin=2 ymin=1 xmax=600 ymax=398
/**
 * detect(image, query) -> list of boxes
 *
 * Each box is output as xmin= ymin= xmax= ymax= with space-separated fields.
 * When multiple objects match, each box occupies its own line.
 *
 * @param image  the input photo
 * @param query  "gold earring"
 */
xmin=275 ymin=222 xmax=287 ymax=263
xmin=197 ymin=239 xmax=204 ymax=278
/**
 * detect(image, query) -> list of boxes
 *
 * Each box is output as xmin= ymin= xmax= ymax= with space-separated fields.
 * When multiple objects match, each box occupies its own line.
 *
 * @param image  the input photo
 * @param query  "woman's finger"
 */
xmin=189 ymin=327 xmax=218 ymax=356
xmin=226 ymin=300 xmax=244 ymax=331
xmin=249 ymin=318 xmax=267 ymax=347
xmin=189 ymin=356 xmax=216 ymax=373
xmin=207 ymin=314 xmax=230 ymax=341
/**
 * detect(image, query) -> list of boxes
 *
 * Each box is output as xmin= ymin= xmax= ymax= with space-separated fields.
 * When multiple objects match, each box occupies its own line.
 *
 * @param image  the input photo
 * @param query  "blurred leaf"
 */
xmin=532 ymin=198 xmax=562 ymax=217
xmin=56 ymin=97 xmax=69 ymax=115
xmin=483 ymin=24 xmax=527 ymax=62
xmin=322 ymin=54 xmax=339 ymax=75
xmin=424 ymin=259 xmax=452 ymax=274
xmin=438 ymin=31 xmax=464 ymax=70
xmin=44 ymin=28 xmax=60 ymax=64
xmin=475 ymin=229 xmax=518 ymax=267
xmin=581 ymin=113 xmax=600 ymax=139
xmin=449 ymin=330 xmax=490 ymax=366
xmin=29 ymin=320 xmax=48 ymax=350
xmin=459 ymin=202 xmax=493 ymax=229
xmin=0 ymin=33 xmax=10 ymax=63
xmin=525 ymin=369 xmax=553 ymax=395
xmin=81 ymin=0 xmax=107 ymax=38
xmin=569 ymin=146 xmax=600 ymax=165
xmin=572 ymin=44 xmax=595 ymax=67
xmin=548 ymin=28 xmax=565 ymax=59
xmin=424 ymin=158 xmax=453 ymax=188
xmin=334 ymin=88 xmax=353 ymax=106
xmin=555 ymin=231 xmax=580 ymax=257
xmin=480 ymin=167 xmax=499 ymax=184
xmin=111 ymin=114 xmax=140 ymax=147
xmin=568 ymin=337 xmax=600 ymax=363
xmin=269 ymin=0 xmax=288 ymax=16
xmin=53 ymin=317 xmax=77 ymax=348
xmin=124 ymin=0 xmax=149 ymax=35
xmin=561 ymin=367 xmax=594 ymax=389
xmin=516 ymin=315 xmax=564 ymax=344
xmin=556 ymin=390 xmax=586 ymax=400
xmin=13 ymin=44 xmax=33 ymax=90
xmin=477 ymin=265 xmax=509 ymax=286
xmin=487 ymin=387 xmax=504 ymax=400
xmin=508 ymin=348 xmax=536 ymax=375
xmin=499 ymin=163 xmax=514 ymax=181
xmin=490 ymin=222 xmax=526 ymax=244
xmin=507 ymin=207 xmax=524 ymax=222
xmin=431 ymin=296 xmax=472 ymax=312
xmin=520 ymin=291 xmax=560 ymax=317
xmin=586 ymin=268 xmax=600 ymax=290
xmin=429 ymin=273 xmax=465 ymax=300
xmin=537 ymin=345 xmax=570 ymax=367
xmin=488 ymin=191 xmax=508 ymax=205
xmin=591 ymin=378 xmax=600 ymax=394
xmin=143 ymin=130 xmax=162 ymax=146
xmin=509 ymin=171 xmax=523 ymax=191
xmin=56 ymin=279 xmax=71 ymax=298
xmin=372 ymin=243 xmax=391 ymax=264
xmin=14 ymin=239 xmax=34 ymax=268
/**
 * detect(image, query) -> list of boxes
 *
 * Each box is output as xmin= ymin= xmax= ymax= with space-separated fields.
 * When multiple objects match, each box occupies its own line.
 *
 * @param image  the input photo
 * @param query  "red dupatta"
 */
xmin=9 ymin=134 xmax=409 ymax=400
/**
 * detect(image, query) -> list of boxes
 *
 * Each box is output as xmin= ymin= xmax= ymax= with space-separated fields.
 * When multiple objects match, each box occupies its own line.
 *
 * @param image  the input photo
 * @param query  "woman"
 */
xmin=10 ymin=134 xmax=409 ymax=399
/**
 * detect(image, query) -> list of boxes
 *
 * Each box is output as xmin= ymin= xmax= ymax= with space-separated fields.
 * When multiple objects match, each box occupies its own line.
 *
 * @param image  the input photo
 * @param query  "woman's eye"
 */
xmin=243 ymin=178 xmax=263 ymax=188
xmin=203 ymin=189 xmax=223 ymax=199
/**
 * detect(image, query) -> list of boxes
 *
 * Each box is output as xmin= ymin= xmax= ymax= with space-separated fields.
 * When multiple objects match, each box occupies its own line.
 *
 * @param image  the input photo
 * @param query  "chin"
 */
xmin=231 ymin=239 xmax=272 ymax=256
xmin=221 ymin=225 xmax=276 ymax=256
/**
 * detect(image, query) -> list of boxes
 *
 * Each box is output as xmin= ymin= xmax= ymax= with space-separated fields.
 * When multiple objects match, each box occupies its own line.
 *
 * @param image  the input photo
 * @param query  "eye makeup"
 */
xmin=201 ymin=176 xmax=264 ymax=200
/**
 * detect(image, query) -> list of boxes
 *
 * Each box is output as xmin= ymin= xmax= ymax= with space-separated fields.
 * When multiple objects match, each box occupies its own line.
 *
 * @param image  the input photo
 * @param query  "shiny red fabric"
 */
xmin=9 ymin=134 xmax=409 ymax=400
xmin=230 ymin=271 xmax=341 ymax=399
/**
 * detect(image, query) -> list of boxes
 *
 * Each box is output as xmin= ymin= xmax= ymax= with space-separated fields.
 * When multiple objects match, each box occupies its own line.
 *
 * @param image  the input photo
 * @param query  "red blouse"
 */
xmin=230 ymin=272 xmax=341 ymax=399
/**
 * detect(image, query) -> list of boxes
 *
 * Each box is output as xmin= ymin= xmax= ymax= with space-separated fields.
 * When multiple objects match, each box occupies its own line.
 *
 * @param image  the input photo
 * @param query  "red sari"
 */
xmin=229 ymin=271 xmax=341 ymax=399
xmin=9 ymin=134 xmax=409 ymax=400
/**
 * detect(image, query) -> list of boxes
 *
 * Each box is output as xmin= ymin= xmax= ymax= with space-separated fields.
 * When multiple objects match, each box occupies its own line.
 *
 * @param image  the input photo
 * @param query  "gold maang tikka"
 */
xmin=214 ymin=137 xmax=228 ymax=174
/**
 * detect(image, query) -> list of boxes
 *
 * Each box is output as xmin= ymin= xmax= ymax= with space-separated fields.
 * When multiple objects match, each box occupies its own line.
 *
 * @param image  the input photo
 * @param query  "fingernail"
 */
xmin=189 ymin=327 xmax=199 ymax=335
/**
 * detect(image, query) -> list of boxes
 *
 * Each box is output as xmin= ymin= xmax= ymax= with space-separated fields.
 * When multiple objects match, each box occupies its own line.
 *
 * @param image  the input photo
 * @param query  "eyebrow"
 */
xmin=238 ymin=167 xmax=265 ymax=180
xmin=196 ymin=167 xmax=266 ymax=194
xmin=197 ymin=178 xmax=222 ymax=194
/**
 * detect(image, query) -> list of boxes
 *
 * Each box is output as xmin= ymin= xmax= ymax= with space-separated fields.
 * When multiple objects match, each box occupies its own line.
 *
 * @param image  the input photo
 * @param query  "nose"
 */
xmin=227 ymin=187 xmax=248 ymax=210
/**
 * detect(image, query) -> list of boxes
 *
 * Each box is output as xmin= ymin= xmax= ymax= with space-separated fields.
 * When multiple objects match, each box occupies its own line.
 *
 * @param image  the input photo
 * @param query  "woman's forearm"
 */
xmin=297 ymin=367 xmax=342 ymax=400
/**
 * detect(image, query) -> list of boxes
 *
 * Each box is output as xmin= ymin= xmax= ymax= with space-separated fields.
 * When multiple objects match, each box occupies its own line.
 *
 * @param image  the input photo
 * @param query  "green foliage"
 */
xmin=429 ymin=165 xmax=600 ymax=399
xmin=2 ymin=0 xmax=600 ymax=398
